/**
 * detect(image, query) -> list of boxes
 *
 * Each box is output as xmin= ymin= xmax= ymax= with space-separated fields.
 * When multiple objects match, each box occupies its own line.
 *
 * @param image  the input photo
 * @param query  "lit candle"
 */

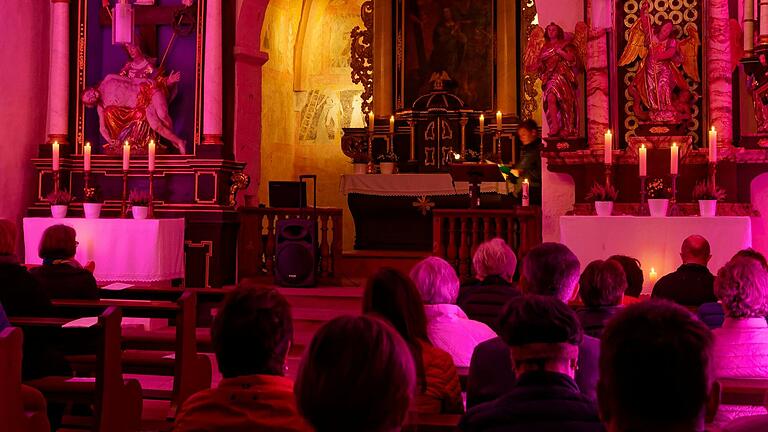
xmin=670 ymin=142 xmax=679 ymax=175
xmin=649 ymin=267 xmax=658 ymax=285
xmin=604 ymin=130 xmax=613 ymax=165
xmin=496 ymin=111 xmax=503 ymax=131
xmin=83 ymin=142 xmax=91 ymax=172
xmin=479 ymin=114 xmax=485 ymax=134
xmin=148 ymin=139 xmax=156 ymax=172
xmin=389 ymin=115 xmax=395 ymax=134
xmin=639 ymin=144 xmax=647 ymax=177
xmin=368 ymin=111 xmax=374 ymax=132
xmin=522 ymin=178 xmax=530 ymax=207
xmin=708 ymin=126 xmax=717 ymax=163
xmin=52 ymin=141 xmax=60 ymax=171
xmin=122 ymin=141 xmax=131 ymax=171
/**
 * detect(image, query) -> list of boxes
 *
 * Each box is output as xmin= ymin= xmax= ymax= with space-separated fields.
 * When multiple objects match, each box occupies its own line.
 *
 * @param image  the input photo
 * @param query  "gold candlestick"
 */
xmin=148 ymin=171 xmax=155 ymax=218
xmin=121 ymin=170 xmax=128 ymax=218
xmin=408 ymin=120 xmax=416 ymax=162
xmin=460 ymin=116 xmax=467 ymax=156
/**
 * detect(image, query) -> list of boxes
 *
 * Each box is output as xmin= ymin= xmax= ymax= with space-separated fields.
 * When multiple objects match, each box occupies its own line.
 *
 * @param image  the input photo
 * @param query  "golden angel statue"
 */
xmin=619 ymin=0 xmax=700 ymax=123
xmin=523 ymin=22 xmax=587 ymax=138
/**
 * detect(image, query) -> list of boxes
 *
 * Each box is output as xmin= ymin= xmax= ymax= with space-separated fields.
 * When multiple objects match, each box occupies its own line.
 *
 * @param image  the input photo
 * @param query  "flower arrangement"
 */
xmin=129 ymin=189 xmax=151 ymax=207
xmin=646 ymin=178 xmax=671 ymax=199
xmin=83 ymin=187 xmax=102 ymax=203
xmin=585 ymin=182 xmax=618 ymax=202
xmin=463 ymin=149 xmax=481 ymax=162
xmin=46 ymin=190 xmax=73 ymax=206
xmin=345 ymin=138 xmax=369 ymax=164
xmin=692 ymin=181 xmax=726 ymax=201
xmin=376 ymin=151 xmax=399 ymax=163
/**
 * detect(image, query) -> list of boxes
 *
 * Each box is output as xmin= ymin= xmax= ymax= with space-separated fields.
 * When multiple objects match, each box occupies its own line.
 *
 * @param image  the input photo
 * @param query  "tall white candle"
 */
xmin=52 ymin=141 xmax=60 ymax=171
xmin=83 ymin=142 xmax=91 ymax=172
xmin=639 ymin=144 xmax=647 ymax=177
xmin=148 ymin=139 xmax=156 ymax=172
xmin=670 ymin=142 xmax=679 ymax=174
xmin=496 ymin=111 xmax=503 ymax=131
xmin=709 ymin=126 xmax=718 ymax=163
xmin=479 ymin=114 xmax=485 ymax=134
xmin=604 ymin=130 xmax=613 ymax=165
xmin=522 ymin=178 xmax=530 ymax=207
xmin=122 ymin=141 xmax=131 ymax=171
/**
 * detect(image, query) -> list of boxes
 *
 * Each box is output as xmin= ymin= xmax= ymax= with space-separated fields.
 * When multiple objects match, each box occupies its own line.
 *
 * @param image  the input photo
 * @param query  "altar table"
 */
xmin=23 ymin=218 xmax=185 ymax=283
xmin=560 ymin=216 xmax=752 ymax=293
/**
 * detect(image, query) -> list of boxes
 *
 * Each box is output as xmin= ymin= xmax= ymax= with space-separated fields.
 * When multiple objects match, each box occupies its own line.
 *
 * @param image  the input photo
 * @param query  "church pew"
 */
xmin=718 ymin=377 xmax=768 ymax=406
xmin=99 ymin=286 xmax=230 ymax=327
xmin=403 ymin=413 xmax=461 ymax=432
xmin=11 ymin=307 xmax=143 ymax=432
xmin=49 ymin=293 xmax=209 ymax=414
xmin=0 ymin=327 xmax=50 ymax=432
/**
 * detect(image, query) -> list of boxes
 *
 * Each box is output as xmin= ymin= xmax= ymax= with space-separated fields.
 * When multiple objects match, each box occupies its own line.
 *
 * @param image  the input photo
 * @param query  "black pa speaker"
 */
xmin=274 ymin=218 xmax=316 ymax=287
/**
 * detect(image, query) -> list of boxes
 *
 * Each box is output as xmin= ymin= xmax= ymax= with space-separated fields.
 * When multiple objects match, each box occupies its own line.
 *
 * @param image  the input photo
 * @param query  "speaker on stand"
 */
xmin=275 ymin=175 xmax=318 ymax=287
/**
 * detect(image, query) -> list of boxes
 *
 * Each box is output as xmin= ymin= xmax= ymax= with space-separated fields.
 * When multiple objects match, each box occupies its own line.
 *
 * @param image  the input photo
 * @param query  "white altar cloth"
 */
xmin=23 ymin=218 xmax=185 ymax=283
xmin=340 ymin=173 xmax=505 ymax=196
xmin=560 ymin=216 xmax=752 ymax=293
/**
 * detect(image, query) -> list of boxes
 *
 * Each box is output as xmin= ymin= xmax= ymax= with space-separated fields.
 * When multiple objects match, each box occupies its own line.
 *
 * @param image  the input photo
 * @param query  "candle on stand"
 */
xmin=496 ymin=111 xmax=503 ymax=131
xmin=122 ymin=141 xmax=131 ymax=171
xmin=670 ymin=142 xmax=679 ymax=175
xmin=639 ymin=144 xmax=647 ymax=177
xmin=52 ymin=141 xmax=60 ymax=171
xmin=148 ymin=139 xmax=156 ymax=172
xmin=479 ymin=114 xmax=485 ymax=134
xmin=522 ymin=178 xmax=530 ymax=207
xmin=83 ymin=142 xmax=92 ymax=172
xmin=389 ymin=115 xmax=395 ymax=134
xmin=604 ymin=130 xmax=613 ymax=165
xmin=708 ymin=126 xmax=717 ymax=162
xmin=368 ymin=111 xmax=375 ymax=132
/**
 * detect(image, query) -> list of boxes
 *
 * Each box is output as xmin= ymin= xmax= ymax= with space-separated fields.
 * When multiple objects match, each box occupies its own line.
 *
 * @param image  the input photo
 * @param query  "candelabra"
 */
xmin=148 ymin=171 xmax=155 ymax=218
xmin=53 ymin=170 xmax=61 ymax=193
xmin=604 ymin=164 xmax=613 ymax=189
xmin=638 ymin=176 xmax=649 ymax=216
xmin=708 ymin=161 xmax=717 ymax=188
xmin=495 ymin=132 xmax=502 ymax=162
xmin=121 ymin=170 xmax=129 ymax=218
xmin=669 ymin=173 xmax=680 ymax=216
xmin=479 ymin=133 xmax=485 ymax=158
xmin=366 ymin=133 xmax=374 ymax=174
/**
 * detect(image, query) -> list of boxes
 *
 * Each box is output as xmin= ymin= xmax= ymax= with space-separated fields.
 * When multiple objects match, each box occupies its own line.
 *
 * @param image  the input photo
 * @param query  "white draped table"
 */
xmin=560 ymin=216 xmax=752 ymax=293
xmin=23 ymin=218 xmax=185 ymax=283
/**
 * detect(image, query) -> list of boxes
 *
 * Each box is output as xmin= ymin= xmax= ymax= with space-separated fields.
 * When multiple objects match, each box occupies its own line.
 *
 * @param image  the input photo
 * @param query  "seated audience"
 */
xmin=295 ymin=315 xmax=416 ymax=432
xmin=460 ymin=295 xmax=604 ymax=432
xmin=410 ymin=257 xmax=496 ymax=367
xmin=467 ymin=242 xmax=600 ymax=409
xmin=0 ymin=219 xmax=52 ymax=316
xmin=174 ymin=287 xmax=310 ymax=431
xmin=458 ymin=238 xmax=521 ymax=331
xmin=607 ymin=255 xmax=644 ymax=303
xmin=576 ymin=259 xmax=626 ymax=338
xmin=598 ymin=301 xmax=716 ymax=432
xmin=652 ymin=234 xmax=716 ymax=306
xmin=31 ymin=224 xmax=98 ymax=300
xmin=363 ymin=268 xmax=463 ymax=414
xmin=711 ymin=256 xmax=768 ymax=424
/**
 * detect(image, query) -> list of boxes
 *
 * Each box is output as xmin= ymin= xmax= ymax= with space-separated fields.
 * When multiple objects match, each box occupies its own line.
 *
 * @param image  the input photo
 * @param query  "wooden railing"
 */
xmin=238 ymin=207 xmax=343 ymax=283
xmin=432 ymin=207 xmax=542 ymax=279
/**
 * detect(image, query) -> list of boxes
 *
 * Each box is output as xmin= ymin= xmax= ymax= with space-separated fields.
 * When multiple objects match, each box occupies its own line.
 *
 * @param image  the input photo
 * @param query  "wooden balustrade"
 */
xmin=238 ymin=207 xmax=344 ymax=283
xmin=433 ymin=207 xmax=542 ymax=279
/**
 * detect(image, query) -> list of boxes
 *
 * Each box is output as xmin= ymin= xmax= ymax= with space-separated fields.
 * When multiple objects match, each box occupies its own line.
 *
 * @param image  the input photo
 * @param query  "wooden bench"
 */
xmin=0 ymin=327 xmax=50 ymax=432
xmin=11 ymin=307 xmax=143 ymax=432
xmin=403 ymin=413 xmax=461 ymax=432
xmin=718 ymin=377 xmax=768 ymax=406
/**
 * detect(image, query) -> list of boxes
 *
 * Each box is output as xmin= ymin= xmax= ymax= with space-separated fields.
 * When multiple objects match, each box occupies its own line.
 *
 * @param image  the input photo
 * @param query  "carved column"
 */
xmin=708 ymin=0 xmax=733 ymax=144
xmin=203 ymin=0 xmax=223 ymax=144
xmin=46 ymin=0 xmax=70 ymax=145
xmin=587 ymin=25 xmax=610 ymax=147
xmin=745 ymin=0 xmax=755 ymax=55
xmin=373 ymin=0 xmax=392 ymax=115
xmin=497 ymin=0 xmax=517 ymax=113
xmin=760 ymin=0 xmax=768 ymax=44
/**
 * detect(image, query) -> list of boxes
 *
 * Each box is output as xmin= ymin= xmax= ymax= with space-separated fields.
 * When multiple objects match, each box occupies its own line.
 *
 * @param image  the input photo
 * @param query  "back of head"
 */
xmin=681 ymin=235 xmax=711 ymax=265
xmin=608 ymin=255 xmax=644 ymax=298
xmin=409 ymin=256 xmax=460 ymax=304
xmin=38 ymin=224 xmax=77 ymax=261
xmin=598 ymin=301 xmax=713 ymax=431
xmin=715 ymin=256 xmax=768 ymax=319
xmin=522 ymin=242 xmax=580 ymax=301
xmin=212 ymin=287 xmax=293 ymax=378
xmin=578 ymin=260 xmax=627 ymax=308
xmin=363 ymin=267 xmax=429 ymax=345
xmin=472 ymin=238 xmax=518 ymax=282
xmin=295 ymin=315 xmax=416 ymax=432
xmin=734 ymin=248 xmax=768 ymax=271
xmin=0 ymin=219 xmax=16 ymax=256
xmin=518 ymin=119 xmax=539 ymax=134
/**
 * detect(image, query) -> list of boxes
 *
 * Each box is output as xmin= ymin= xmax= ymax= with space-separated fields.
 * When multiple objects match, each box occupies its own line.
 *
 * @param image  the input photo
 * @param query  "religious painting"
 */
xmin=395 ymin=0 xmax=496 ymax=111
xmin=75 ymin=0 xmax=203 ymax=156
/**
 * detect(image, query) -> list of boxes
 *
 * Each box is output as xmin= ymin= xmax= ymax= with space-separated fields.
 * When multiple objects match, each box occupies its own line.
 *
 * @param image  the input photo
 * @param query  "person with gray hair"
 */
xmin=458 ymin=238 xmax=521 ymax=331
xmin=410 ymin=256 xmax=497 ymax=368
xmin=711 ymin=256 xmax=768 ymax=425
xmin=652 ymin=234 xmax=716 ymax=306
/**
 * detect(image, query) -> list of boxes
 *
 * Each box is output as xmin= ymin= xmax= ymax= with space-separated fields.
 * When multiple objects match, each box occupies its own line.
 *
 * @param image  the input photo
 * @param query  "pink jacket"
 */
xmin=424 ymin=304 xmax=497 ymax=368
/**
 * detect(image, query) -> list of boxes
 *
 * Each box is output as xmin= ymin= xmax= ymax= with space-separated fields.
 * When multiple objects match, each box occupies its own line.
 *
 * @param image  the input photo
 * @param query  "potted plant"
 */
xmin=129 ymin=189 xmax=151 ymax=220
xmin=351 ymin=155 xmax=369 ymax=174
xmin=376 ymin=151 xmax=399 ymax=174
xmin=346 ymin=138 xmax=369 ymax=174
xmin=46 ymin=190 xmax=73 ymax=218
xmin=646 ymin=178 xmax=671 ymax=217
xmin=463 ymin=149 xmax=481 ymax=163
xmin=83 ymin=187 xmax=103 ymax=219
xmin=692 ymin=180 xmax=726 ymax=217
xmin=586 ymin=182 xmax=618 ymax=216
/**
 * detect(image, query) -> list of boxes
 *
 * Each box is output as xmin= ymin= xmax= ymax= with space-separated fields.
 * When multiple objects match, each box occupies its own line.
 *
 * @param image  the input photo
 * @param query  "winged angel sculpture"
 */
xmin=523 ymin=22 xmax=587 ymax=138
xmin=619 ymin=0 xmax=699 ymax=123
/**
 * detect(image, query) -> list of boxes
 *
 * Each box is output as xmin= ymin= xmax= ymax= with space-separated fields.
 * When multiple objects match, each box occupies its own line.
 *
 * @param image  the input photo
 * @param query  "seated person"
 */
xmin=174 ymin=287 xmax=310 ymax=431
xmin=575 ymin=259 xmax=626 ymax=338
xmin=0 ymin=219 xmax=52 ymax=316
xmin=652 ymin=235 xmax=716 ymax=306
xmin=295 ymin=315 xmax=416 ymax=432
xmin=607 ymin=254 xmax=644 ymax=303
xmin=711 ymin=257 xmax=768 ymax=425
xmin=363 ymin=268 xmax=463 ymax=414
xmin=460 ymin=295 xmax=603 ymax=432
xmin=458 ymin=238 xmax=521 ymax=332
xmin=410 ymin=257 xmax=497 ymax=367
xmin=598 ymin=301 xmax=716 ymax=432
xmin=467 ymin=243 xmax=599 ymax=409
xmin=30 ymin=225 xmax=98 ymax=300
